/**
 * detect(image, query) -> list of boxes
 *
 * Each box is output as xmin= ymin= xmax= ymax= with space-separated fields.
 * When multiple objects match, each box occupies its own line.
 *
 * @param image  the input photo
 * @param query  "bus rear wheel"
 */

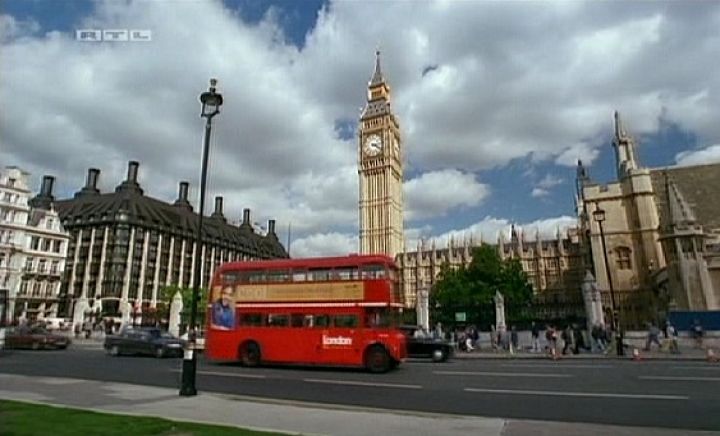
xmin=240 ymin=341 xmax=261 ymax=367
xmin=365 ymin=345 xmax=391 ymax=373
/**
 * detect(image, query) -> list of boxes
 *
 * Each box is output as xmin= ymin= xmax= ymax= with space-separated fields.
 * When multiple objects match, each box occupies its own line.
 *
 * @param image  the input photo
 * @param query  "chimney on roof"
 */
xmin=74 ymin=168 xmax=101 ymax=198
xmin=115 ymin=161 xmax=143 ymax=195
xmin=127 ymin=161 xmax=139 ymax=182
xmin=41 ymin=175 xmax=54 ymax=197
xmin=211 ymin=196 xmax=225 ymax=222
xmin=29 ymin=175 xmax=55 ymax=210
xmin=174 ymin=181 xmax=192 ymax=211
xmin=240 ymin=208 xmax=253 ymax=231
xmin=268 ymin=219 xmax=275 ymax=234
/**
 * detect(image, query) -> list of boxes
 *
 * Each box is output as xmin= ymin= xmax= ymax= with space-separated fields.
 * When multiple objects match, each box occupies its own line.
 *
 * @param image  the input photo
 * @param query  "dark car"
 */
xmin=5 ymin=325 xmax=71 ymax=350
xmin=400 ymin=325 xmax=453 ymax=362
xmin=104 ymin=327 xmax=184 ymax=358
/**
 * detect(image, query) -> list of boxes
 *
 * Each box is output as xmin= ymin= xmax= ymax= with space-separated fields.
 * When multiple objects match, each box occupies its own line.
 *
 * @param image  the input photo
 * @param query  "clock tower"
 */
xmin=358 ymin=51 xmax=404 ymax=257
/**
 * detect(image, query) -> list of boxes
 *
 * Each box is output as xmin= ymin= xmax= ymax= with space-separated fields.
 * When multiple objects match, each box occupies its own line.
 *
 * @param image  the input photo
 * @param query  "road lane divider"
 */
xmin=170 ymin=369 xmax=266 ymax=379
xmin=434 ymin=371 xmax=572 ymax=378
xmin=464 ymin=387 xmax=688 ymax=400
xmin=639 ymin=376 xmax=720 ymax=382
xmin=498 ymin=363 xmax=614 ymax=369
xmin=671 ymin=366 xmax=720 ymax=371
xmin=303 ymin=378 xmax=422 ymax=390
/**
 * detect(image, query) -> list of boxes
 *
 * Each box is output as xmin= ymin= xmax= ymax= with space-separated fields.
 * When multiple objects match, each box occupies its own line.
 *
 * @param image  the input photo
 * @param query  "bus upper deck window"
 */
xmin=267 ymin=269 xmax=289 ymax=282
xmin=292 ymin=269 xmax=307 ymax=282
xmin=309 ymin=268 xmax=331 ymax=281
xmin=247 ymin=270 xmax=266 ymax=283
xmin=335 ymin=267 xmax=358 ymax=280
xmin=361 ymin=264 xmax=386 ymax=279
xmin=221 ymin=272 xmax=239 ymax=285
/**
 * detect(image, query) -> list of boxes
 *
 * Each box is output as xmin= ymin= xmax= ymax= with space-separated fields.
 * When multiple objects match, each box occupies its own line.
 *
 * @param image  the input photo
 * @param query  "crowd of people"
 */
xmin=443 ymin=319 xmax=708 ymax=356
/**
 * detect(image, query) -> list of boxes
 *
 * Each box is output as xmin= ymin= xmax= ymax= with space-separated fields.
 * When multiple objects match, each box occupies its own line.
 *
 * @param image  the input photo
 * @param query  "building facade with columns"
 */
xmin=54 ymin=161 xmax=288 ymax=324
xmin=577 ymin=112 xmax=720 ymax=321
xmin=1 ymin=167 xmax=70 ymax=323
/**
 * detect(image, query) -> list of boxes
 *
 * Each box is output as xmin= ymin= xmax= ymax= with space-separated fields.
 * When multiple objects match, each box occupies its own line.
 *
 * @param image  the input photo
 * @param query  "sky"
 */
xmin=1 ymin=0 xmax=719 ymax=257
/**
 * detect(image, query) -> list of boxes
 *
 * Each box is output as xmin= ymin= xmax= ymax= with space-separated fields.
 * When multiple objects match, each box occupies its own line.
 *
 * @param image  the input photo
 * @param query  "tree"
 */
xmin=158 ymin=285 xmax=209 ymax=327
xmin=429 ymin=245 xmax=533 ymax=328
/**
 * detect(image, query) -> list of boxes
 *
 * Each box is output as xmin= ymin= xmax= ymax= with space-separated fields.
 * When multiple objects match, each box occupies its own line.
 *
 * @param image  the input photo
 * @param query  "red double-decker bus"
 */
xmin=204 ymin=254 xmax=407 ymax=372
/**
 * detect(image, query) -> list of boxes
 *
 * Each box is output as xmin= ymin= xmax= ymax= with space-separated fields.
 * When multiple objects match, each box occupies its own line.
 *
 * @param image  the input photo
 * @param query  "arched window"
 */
xmin=616 ymin=247 xmax=632 ymax=270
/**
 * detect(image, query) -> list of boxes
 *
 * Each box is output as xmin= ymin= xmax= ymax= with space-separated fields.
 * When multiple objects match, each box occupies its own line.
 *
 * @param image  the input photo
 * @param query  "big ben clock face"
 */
xmin=364 ymin=134 xmax=382 ymax=156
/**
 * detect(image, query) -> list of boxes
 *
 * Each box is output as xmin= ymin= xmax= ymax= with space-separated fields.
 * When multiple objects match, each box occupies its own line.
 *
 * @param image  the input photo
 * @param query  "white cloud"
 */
xmin=2 ymin=1 xmax=719 ymax=255
xmin=0 ymin=15 xmax=40 ymax=42
xmin=555 ymin=142 xmax=600 ymax=167
xmin=532 ymin=173 xmax=564 ymax=197
xmin=675 ymin=144 xmax=720 ymax=167
xmin=404 ymin=169 xmax=490 ymax=220
xmin=531 ymin=188 xmax=549 ymax=198
xmin=290 ymin=232 xmax=357 ymax=258
xmin=537 ymin=174 xmax=564 ymax=189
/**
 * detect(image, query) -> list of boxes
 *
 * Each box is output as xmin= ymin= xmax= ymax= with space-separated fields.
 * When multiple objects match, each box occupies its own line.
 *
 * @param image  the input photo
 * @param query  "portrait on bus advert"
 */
xmin=211 ymin=286 xmax=235 ymax=330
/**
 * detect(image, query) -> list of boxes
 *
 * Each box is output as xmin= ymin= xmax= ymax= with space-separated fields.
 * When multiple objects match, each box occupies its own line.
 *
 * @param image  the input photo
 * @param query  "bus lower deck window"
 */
xmin=333 ymin=314 xmax=358 ymax=328
xmin=267 ymin=314 xmax=289 ymax=327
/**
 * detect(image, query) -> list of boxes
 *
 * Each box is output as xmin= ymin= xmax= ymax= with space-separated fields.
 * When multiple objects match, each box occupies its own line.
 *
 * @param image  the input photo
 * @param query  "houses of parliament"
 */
xmin=357 ymin=52 xmax=720 ymax=323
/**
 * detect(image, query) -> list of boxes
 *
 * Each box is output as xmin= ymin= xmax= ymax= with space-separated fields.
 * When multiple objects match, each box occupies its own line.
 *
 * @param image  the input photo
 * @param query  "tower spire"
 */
xmin=614 ymin=110 xmax=625 ymax=141
xmin=370 ymin=49 xmax=384 ymax=85
xmin=612 ymin=110 xmax=639 ymax=177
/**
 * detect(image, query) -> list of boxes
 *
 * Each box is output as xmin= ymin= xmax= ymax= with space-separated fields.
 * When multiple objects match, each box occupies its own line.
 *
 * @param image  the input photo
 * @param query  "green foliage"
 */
xmin=0 ymin=400 xmax=282 ymax=436
xmin=429 ymin=245 xmax=533 ymax=328
xmin=158 ymin=285 xmax=209 ymax=327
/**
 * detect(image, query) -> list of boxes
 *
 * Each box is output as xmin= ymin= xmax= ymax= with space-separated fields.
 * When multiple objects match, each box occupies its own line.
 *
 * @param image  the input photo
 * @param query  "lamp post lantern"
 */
xmin=593 ymin=208 xmax=624 ymax=357
xmin=180 ymin=78 xmax=223 ymax=396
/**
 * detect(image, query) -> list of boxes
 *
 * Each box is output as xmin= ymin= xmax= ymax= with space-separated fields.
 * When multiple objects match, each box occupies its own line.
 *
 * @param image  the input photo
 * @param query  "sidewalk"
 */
xmin=453 ymin=347 xmax=715 ymax=360
xmin=1 ymin=373 xmax=717 ymax=436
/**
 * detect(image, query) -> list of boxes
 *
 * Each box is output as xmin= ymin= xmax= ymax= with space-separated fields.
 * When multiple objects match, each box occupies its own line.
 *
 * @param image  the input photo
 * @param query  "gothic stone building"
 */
xmin=577 ymin=112 xmax=720 ymax=323
xmin=54 ymin=161 xmax=288 ymax=323
xmin=396 ymin=228 xmax=586 ymax=311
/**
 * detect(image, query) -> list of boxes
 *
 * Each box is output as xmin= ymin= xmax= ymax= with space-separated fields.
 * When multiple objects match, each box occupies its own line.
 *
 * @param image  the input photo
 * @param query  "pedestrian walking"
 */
xmin=572 ymin=323 xmax=587 ymax=354
xmin=531 ymin=322 xmax=540 ymax=353
xmin=561 ymin=325 xmax=574 ymax=355
xmin=692 ymin=319 xmax=704 ymax=349
xmin=644 ymin=322 xmax=662 ymax=351
xmin=666 ymin=322 xmax=680 ymax=354
xmin=510 ymin=325 xmax=519 ymax=352
xmin=545 ymin=325 xmax=557 ymax=356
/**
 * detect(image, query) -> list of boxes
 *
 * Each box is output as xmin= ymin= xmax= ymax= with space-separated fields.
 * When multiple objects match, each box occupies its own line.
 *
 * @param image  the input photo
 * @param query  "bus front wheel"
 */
xmin=365 ymin=345 xmax=391 ymax=373
xmin=240 ymin=341 xmax=261 ymax=367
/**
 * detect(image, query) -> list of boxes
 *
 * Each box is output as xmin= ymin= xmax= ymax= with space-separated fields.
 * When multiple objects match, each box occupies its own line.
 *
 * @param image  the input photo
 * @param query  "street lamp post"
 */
xmin=593 ymin=208 xmax=624 ymax=357
xmin=180 ymin=79 xmax=223 ymax=397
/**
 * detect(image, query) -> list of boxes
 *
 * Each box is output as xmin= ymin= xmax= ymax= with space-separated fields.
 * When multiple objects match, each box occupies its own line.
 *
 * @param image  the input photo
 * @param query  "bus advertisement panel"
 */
xmin=205 ymin=254 xmax=407 ymax=372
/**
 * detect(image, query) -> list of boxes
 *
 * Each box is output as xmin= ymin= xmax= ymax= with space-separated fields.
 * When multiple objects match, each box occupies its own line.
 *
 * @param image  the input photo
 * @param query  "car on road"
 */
xmin=104 ymin=327 xmax=184 ymax=358
xmin=4 ymin=325 xmax=71 ymax=350
xmin=399 ymin=325 xmax=453 ymax=362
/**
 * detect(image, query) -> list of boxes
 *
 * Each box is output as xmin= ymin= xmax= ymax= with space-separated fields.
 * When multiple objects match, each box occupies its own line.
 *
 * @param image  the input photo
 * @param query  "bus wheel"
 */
xmin=240 ymin=342 xmax=261 ymax=367
xmin=365 ymin=345 xmax=390 ymax=373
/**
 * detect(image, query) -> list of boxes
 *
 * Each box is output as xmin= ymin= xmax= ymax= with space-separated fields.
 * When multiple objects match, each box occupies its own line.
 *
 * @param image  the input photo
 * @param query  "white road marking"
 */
xmin=639 ymin=376 xmax=720 ymax=382
xmin=434 ymin=371 xmax=572 ymax=378
xmin=498 ymin=363 xmax=614 ymax=369
xmin=170 ymin=369 xmax=266 ymax=379
xmin=303 ymin=378 xmax=422 ymax=390
xmin=671 ymin=366 xmax=720 ymax=371
xmin=464 ymin=387 xmax=688 ymax=400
